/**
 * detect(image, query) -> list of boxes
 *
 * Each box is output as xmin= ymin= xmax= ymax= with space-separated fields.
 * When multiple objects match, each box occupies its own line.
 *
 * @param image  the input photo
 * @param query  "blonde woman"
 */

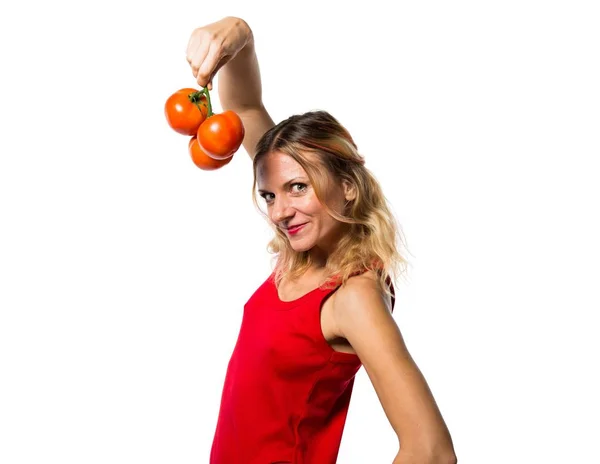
xmin=186 ymin=16 xmax=457 ymax=464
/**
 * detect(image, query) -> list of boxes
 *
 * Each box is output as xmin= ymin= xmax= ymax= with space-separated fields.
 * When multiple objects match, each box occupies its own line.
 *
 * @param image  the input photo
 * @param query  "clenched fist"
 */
xmin=186 ymin=16 xmax=253 ymax=89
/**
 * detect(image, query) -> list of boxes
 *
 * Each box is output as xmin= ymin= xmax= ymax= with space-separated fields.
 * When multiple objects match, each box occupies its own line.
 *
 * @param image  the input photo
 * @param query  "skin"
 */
xmin=333 ymin=274 xmax=457 ymax=463
xmin=256 ymin=151 xmax=355 ymax=269
xmin=187 ymin=16 xmax=457 ymax=463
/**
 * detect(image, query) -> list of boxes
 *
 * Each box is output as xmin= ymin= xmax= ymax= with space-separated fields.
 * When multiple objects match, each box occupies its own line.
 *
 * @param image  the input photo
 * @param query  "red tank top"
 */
xmin=209 ymin=269 xmax=395 ymax=464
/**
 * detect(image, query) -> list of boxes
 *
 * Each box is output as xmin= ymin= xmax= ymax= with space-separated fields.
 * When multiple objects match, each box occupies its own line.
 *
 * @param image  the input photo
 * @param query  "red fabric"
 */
xmin=209 ymin=269 xmax=395 ymax=464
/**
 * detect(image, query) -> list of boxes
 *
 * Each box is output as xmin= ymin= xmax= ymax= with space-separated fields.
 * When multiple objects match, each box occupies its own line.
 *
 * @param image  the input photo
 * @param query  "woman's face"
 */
xmin=256 ymin=151 xmax=354 ymax=261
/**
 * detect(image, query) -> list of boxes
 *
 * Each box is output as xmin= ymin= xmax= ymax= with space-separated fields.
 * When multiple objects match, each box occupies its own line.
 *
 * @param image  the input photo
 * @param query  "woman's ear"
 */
xmin=342 ymin=180 xmax=357 ymax=202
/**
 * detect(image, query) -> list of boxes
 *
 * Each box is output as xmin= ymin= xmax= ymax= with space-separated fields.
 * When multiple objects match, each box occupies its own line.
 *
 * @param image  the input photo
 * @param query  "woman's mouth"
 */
xmin=287 ymin=223 xmax=307 ymax=235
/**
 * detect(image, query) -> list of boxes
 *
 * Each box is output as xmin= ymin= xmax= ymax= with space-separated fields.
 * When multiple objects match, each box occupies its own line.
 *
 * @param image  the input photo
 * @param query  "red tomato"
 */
xmin=188 ymin=137 xmax=233 ymax=171
xmin=165 ymin=88 xmax=208 ymax=136
xmin=197 ymin=111 xmax=245 ymax=160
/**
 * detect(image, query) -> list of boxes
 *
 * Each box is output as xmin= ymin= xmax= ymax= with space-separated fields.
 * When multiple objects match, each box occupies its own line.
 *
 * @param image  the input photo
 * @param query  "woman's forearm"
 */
xmin=218 ymin=18 xmax=264 ymax=112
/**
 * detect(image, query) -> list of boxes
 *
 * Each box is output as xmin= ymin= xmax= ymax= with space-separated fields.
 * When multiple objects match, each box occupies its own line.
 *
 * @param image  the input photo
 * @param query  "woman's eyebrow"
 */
xmin=257 ymin=177 xmax=307 ymax=193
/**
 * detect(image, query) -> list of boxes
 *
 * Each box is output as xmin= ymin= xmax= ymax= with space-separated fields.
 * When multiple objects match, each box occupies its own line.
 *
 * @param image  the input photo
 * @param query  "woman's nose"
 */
xmin=271 ymin=197 xmax=294 ymax=223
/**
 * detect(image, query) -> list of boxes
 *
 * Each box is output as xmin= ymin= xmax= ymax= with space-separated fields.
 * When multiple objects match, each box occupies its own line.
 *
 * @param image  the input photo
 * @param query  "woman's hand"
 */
xmin=185 ymin=16 xmax=252 ymax=89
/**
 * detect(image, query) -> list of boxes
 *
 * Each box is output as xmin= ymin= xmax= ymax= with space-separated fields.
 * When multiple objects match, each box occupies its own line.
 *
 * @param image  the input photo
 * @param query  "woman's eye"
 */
xmin=259 ymin=183 xmax=307 ymax=203
xmin=292 ymin=183 xmax=307 ymax=193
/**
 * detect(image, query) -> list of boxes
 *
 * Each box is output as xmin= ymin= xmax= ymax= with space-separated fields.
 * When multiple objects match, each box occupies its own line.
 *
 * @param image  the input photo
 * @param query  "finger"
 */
xmin=204 ymin=55 xmax=228 ymax=91
xmin=211 ymin=54 xmax=229 ymax=78
xmin=191 ymin=43 xmax=210 ymax=79
xmin=197 ymin=42 xmax=223 ymax=88
xmin=185 ymin=33 xmax=198 ymax=63
xmin=188 ymin=35 xmax=210 ymax=80
xmin=185 ymin=29 xmax=202 ymax=61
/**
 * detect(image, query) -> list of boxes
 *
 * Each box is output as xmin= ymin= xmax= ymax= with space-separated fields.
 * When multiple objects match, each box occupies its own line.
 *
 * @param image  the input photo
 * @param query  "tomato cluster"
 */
xmin=164 ymin=87 xmax=244 ymax=170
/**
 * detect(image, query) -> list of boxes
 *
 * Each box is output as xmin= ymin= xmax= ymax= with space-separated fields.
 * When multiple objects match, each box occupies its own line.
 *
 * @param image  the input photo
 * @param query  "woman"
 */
xmin=186 ymin=16 xmax=457 ymax=464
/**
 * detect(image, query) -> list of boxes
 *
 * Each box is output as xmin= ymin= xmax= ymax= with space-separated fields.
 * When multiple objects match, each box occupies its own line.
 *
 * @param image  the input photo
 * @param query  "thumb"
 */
xmin=200 ymin=52 xmax=230 ymax=90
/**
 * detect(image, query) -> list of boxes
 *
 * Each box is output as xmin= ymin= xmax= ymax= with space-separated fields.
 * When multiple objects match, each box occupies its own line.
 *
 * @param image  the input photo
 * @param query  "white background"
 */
xmin=1 ymin=1 xmax=599 ymax=463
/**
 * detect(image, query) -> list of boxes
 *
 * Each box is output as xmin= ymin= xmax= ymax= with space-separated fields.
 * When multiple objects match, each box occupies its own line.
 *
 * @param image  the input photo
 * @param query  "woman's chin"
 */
xmin=289 ymin=239 xmax=315 ymax=253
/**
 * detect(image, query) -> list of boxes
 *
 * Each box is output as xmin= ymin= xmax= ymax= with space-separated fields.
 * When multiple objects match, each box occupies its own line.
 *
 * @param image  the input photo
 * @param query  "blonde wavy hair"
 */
xmin=251 ymin=111 xmax=412 ymax=301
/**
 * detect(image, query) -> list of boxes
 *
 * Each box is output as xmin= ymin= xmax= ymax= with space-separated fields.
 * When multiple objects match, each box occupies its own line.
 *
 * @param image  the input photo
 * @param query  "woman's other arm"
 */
xmin=334 ymin=273 xmax=457 ymax=464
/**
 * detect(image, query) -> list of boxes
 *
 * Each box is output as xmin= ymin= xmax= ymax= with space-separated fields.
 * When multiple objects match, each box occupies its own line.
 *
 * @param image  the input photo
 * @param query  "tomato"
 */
xmin=188 ymin=137 xmax=233 ymax=171
xmin=165 ymin=88 xmax=208 ymax=135
xmin=197 ymin=110 xmax=245 ymax=160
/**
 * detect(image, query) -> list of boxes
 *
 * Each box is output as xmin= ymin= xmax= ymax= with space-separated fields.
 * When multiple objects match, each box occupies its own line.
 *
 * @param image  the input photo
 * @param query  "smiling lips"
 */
xmin=286 ymin=223 xmax=306 ymax=234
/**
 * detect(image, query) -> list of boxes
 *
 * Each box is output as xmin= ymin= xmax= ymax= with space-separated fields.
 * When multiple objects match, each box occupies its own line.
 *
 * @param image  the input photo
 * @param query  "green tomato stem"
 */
xmin=202 ymin=86 xmax=214 ymax=118
xmin=188 ymin=89 xmax=213 ymax=118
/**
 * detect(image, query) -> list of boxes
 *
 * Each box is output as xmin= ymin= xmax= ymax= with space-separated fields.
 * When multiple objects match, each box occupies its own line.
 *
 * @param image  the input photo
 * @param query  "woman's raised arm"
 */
xmin=186 ymin=16 xmax=275 ymax=160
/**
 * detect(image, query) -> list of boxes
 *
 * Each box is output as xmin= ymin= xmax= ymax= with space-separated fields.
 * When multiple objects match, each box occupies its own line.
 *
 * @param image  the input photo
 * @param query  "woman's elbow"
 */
xmin=431 ymin=443 xmax=458 ymax=464
xmin=440 ymin=452 xmax=458 ymax=464
xmin=432 ymin=444 xmax=458 ymax=464
xmin=395 ymin=449 xmax=457 ymax=464
xmin=401 ymin=444 xmax=457 ymax=464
